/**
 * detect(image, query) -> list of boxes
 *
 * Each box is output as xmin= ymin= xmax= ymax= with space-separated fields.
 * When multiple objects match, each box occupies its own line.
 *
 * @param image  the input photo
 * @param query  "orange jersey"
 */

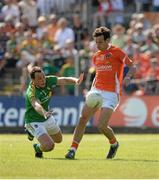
xmin=92 ymin=45 xmax=133 ymax=94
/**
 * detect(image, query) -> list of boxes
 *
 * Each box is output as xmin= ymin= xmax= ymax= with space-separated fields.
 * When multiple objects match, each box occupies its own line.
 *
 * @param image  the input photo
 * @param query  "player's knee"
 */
xmin=42 ymin=142 xmax=54 ymax=151
xmin=54 ymin=136 xmax=62 ymax=143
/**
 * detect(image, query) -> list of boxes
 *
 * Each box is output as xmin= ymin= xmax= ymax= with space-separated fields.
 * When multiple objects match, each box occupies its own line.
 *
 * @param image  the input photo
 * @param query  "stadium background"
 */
xmin=0 ymin=0 xmax=159 ymax=133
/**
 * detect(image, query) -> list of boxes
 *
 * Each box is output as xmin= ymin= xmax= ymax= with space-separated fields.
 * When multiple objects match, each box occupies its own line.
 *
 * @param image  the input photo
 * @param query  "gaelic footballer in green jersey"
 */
xmin=24 ymin=66 xmax=84 ymax=158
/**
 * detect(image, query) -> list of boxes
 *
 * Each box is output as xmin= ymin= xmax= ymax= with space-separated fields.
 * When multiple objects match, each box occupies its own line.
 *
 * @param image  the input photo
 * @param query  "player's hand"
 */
xmin=27 ymin=63 xmax=34 ymax=73
xmin=76 ymin=73 xmax=84 ymax=85
xmin=123 ymin=76 xmax=131 ymax=87
xmin=44 ymin=110 xmax=53 ymax=119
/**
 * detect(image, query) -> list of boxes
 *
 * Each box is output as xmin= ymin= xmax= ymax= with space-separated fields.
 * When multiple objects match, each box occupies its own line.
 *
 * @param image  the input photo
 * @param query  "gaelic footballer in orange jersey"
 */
xmin=65 ymin=26 xmax=136 ymax=160
xmin=92 ymin=45 xmax=133 ymax=94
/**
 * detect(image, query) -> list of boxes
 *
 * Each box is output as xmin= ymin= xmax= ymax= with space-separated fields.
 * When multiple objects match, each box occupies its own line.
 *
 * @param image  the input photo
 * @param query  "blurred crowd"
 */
xmin=0 ymin=0 xmax=159 ymax=96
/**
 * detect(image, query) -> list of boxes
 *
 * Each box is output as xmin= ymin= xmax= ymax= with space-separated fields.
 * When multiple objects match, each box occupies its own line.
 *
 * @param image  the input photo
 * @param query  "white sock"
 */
xmin=70 ymin=147 xmax=76 ymax=152
xmin=111 ymin=142 xmax=118 ymax=147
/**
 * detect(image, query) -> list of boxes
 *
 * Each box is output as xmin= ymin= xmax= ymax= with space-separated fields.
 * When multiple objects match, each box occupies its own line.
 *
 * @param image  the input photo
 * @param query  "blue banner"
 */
xmin=0 ymin=96 xmax=89 ymax=127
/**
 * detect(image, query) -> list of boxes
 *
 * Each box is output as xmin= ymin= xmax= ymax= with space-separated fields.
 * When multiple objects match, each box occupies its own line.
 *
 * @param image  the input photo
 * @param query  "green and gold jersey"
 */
xmin=24 ymin=76 xmax=57 ymax=124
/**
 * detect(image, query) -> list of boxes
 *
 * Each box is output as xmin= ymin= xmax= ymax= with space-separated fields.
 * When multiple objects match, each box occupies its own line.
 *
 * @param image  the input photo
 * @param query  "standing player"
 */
xmin=24 ymin=65 xmax=84 ymax=158
xmin=65 ymin=26 xmax=136 ymax=159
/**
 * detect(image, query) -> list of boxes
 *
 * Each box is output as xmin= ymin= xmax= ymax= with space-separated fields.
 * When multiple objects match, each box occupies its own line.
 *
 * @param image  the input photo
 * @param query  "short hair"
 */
xmin=93 ymin=27 xmax=111 ymax=40
xmin=30 ymin=66 xmax=43 ymax=79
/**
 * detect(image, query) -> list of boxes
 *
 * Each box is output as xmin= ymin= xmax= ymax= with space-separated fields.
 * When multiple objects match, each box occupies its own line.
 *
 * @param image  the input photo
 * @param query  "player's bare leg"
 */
xmin=65 ymin=104 xmax=97 ymax=159
xmin=33 ymin=134 xmax=55 ymax=158
xmin=50 ymin=131 xmax=63 ymax=143
xmin=97 ymin=108 xmax=119 ymax=159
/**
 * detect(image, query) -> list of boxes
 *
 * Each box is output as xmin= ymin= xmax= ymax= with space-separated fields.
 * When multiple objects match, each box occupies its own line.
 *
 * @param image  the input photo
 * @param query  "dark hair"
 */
xmin=30 ymin=66 xmax=43 ymax=79
xmin=93 ymin=27 xmax=111 ymax=40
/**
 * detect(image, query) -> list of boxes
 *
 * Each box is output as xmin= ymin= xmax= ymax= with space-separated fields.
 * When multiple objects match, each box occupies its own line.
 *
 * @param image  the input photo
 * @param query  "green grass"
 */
xmin=0 ymin=134 xmax=159 ymax=179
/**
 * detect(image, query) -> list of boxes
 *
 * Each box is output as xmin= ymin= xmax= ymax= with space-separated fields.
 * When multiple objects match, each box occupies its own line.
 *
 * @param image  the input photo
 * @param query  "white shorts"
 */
xmin=90 ymin=87 xmax=120 ymax=111
xmin=25 ymin=116 xmax=60 ymax=139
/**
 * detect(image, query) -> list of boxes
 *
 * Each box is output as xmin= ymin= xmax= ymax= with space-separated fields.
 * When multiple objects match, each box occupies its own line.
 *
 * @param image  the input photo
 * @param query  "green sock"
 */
xmin=35 ymin=144 xmax=42 ymax=153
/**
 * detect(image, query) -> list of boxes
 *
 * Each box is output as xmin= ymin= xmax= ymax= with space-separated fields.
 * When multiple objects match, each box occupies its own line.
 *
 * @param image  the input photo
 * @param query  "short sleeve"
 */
xmin=46 ymin=76 xmax=58 ymax=88
xmin=118 ymin=48 xmax=133 ymax=66
xmin=26 ymin=83 xmax=35 ymax=102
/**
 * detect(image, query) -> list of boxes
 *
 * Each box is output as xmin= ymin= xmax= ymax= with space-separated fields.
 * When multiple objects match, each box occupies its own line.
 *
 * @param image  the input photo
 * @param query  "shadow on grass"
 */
xmin=43 ymin=157 xmax=77 ymax=160
xmin=113 ymin=158 xmax=159 ymax=163
xmin=43 ymin=157 xmax=159 ymax=163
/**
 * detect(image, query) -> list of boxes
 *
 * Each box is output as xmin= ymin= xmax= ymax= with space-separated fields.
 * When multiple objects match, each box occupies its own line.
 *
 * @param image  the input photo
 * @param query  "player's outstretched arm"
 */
xmin=57 ymin=73 xmax=84 ymax=85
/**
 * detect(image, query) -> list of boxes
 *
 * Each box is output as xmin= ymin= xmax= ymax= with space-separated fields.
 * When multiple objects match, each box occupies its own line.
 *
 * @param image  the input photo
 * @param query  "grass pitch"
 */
xmin=0 ymin=134 xmax=159 ymax=179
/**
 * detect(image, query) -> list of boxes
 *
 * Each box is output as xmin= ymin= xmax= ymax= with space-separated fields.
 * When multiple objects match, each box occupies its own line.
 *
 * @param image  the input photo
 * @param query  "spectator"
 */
xmin=18 ymin=0 xmax=38 ymax=28
xmin=20 ymin=15 xmax=30 ymax=31
xmin=52 ymin=44 xmax=65 ymax=69
xmin=3 ymin=15 xmax=16 ymax=33
xmin=143 ymin=58 xmax=159 ymax=95
xmin=63 ymin=39 xmax=78 ymax=58
xmin=146 ymin=58 xmax=159 ymax=80
xmin=133 ymin=62 xmax=144 ymax=79
xmin=47 ymin=14 xmax=58 ymax=42
xmin=37 ymin=0 xmax=55 ymax=16
xmin=2 ymin=31 xmax=19 ymax=69
xmin=40 ymin=31 xmax=53 ymax=53
xmin=36 ymin=16 xmax=48 ymax=39
xmin=1 ymin=0 xmax=20 ymax=24
xmin=111 ymin=24 xmax=126 ymax=48
xmin=79 ymin=40 xmax=92 ymax=73
xmin=137 ymin=13 xmax=151 ymax=30
xmin=93 ymin=0 xmax=113 ymax=29
xmin=43 ymin=60 xmax=59 ymax=76
xmin=72 ymin=14 xmax=88 ymax=49
xmin=17 ymin=30 xmax=40 ymax=69
xmin=140 ymin=32 xmax=158 ymax=53
xmin=54 ymin=0 xmax=76 ymax=13
xmin=123 ymin=35 xmax=139 ymax=59
xmin=135 ymin=51 xmax=151 ymax=78
xmin=60 ymin=56 xmax=75 ymax=95
xmin=19 ymin=30 xmax=40 ymax=55
xmin=108 ymin=0 xmax=124 ymax=26
xmin=132 ymin=23 xmax=146 ymax=46
xmin=16 ymin=50 xmax=35 ymax=68
xmin=54 ymin=17 xmax=75 ymax=48
xmin=15 ymin=22 xmax=25 ymax=42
